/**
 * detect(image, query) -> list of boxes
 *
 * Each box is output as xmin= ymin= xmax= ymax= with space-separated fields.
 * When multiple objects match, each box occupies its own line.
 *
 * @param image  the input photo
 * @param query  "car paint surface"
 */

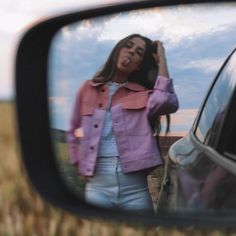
xmin=162 ymin=49 xmax=236 ymax=212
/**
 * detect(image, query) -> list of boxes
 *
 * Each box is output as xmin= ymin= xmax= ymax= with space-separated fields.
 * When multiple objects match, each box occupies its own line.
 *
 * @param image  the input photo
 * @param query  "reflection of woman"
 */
xmin=68 ymin=34 xmax=179 ymax=213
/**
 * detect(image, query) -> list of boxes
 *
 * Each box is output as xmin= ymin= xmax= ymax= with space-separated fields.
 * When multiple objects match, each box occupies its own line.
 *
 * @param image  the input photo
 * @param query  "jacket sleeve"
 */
xmin=147 ymin=75 xmax=179 ymax=119
xmin=67 ymin=87 xmax=83 ymax=165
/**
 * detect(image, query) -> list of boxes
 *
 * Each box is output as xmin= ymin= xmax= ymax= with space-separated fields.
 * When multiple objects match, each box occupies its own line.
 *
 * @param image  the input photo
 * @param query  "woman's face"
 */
xmin=116 ymin=37 xmax=146 ymax=74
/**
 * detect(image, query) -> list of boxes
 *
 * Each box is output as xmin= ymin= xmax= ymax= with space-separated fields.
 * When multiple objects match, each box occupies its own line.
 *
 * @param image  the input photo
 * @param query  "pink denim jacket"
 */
xmin=68 ymin=76 xmax=178 ymax=176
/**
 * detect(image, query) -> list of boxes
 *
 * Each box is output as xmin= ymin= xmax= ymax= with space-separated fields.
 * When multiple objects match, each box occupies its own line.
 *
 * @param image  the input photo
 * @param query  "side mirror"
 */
xmin=15 ymin=0 xmax=236 ymax=227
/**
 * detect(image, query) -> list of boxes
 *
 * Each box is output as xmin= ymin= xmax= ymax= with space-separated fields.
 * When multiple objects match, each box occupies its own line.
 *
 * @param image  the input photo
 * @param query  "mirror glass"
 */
xmin=48 ymin=3 xmax=236 ymax=215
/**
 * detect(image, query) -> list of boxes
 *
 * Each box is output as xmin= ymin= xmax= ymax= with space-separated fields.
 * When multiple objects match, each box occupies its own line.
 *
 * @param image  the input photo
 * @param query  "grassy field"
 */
xmin=1 ymin=101 xmax=236 ymax=235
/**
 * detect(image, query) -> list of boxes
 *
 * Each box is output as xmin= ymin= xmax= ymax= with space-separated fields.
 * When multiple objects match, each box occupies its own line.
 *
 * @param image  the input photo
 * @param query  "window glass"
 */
xmin=195 ymin=51 xmax=236 ymax=142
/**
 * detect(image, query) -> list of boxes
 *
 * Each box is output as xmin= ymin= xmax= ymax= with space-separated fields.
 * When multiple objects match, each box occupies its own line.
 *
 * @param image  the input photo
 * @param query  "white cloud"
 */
xmin=182 ymin=58 xmax=225 ymax=73
xmin=97 ymin=4 xmax=236 ymax=46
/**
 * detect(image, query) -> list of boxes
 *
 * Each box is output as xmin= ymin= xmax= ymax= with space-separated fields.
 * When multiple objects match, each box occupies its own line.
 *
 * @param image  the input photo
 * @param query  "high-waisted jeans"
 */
xmin=85 ymin=156 xmax=153 ymax=213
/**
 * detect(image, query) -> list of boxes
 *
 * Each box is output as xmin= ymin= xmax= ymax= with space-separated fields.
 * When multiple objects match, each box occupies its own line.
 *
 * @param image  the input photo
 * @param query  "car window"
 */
xmin=195 ymin=50 xmax=236 ymax=143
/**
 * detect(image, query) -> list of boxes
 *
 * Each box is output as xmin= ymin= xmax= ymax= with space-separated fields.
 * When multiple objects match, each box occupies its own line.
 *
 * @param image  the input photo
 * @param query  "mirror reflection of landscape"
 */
xmin=48 ymin=3 xmax=236 ymax=214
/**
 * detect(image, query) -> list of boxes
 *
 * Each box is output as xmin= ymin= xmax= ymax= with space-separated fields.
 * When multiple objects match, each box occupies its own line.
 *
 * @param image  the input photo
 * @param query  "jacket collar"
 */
xmin=124 ymin=82 xmax=146 ymax=91
xmin=89 ymin=78 xmax=146 ymax=92
xmin=90 ymin=80 xmax=104 ymax=87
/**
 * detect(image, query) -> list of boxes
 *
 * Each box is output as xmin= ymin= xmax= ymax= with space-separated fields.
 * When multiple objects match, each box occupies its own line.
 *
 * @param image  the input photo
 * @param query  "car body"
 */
xmin=161 ymin=48 xmax=236 ymax=212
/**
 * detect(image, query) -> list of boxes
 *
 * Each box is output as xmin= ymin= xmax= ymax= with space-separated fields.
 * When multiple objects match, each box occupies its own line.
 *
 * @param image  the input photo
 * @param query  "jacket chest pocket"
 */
xmin=121 ymin=93 xmax=151 ymax=136
xmin=123 ymin=109 xmax=151 ymax=136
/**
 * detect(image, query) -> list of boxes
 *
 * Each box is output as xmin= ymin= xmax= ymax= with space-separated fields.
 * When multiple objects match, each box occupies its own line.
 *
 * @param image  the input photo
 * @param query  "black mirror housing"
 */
xmin=15 ymin=0 xmax=236 ymax=227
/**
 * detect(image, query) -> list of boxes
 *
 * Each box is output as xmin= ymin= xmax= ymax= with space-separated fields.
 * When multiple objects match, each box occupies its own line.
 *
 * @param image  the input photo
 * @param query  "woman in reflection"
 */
xmin=68 ymin=34 xmax=178 ymax=213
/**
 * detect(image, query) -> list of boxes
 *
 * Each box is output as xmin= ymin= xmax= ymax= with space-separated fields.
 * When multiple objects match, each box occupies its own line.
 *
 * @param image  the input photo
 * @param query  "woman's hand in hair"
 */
xmin=152 ymin=41 xmax=170 ymax=78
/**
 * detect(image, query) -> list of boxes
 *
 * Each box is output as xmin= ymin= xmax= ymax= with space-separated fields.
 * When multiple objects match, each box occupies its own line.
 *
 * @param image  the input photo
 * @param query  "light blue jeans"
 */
xmin=85 ymin=156 xmax=154 ymax=213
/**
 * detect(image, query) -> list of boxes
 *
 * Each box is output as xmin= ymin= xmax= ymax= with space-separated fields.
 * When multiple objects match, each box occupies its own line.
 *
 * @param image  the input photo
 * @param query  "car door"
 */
xmin=162 ymin=48 xmax=236 ymax=212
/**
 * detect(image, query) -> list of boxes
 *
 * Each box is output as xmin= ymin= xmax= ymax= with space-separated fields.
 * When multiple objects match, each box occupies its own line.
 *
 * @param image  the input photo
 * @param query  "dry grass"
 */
xmin=1 ymin=101 xmax=236 ymax=235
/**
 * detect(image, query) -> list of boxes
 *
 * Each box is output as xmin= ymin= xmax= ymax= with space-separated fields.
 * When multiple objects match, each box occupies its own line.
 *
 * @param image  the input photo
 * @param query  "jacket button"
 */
xmin=94 ymin=124 xmax=98 ymax=128
xmin=90 ymin=146 xmax=94 ymax=150
xmin=101 ymin=88 xmax=105 ymax=92
xmin=98 ymin=103 xmax=103 ymax=107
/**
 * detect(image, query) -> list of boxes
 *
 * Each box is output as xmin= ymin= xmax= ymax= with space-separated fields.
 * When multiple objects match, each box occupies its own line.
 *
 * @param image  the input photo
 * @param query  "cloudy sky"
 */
xmin=47 ymin=3 xmax=236 ymax=132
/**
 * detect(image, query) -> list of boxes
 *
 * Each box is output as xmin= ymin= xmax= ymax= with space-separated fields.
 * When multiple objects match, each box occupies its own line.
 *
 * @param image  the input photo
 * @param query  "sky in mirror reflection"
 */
xmin=48 ymin=3 xmax=236 ymax=136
